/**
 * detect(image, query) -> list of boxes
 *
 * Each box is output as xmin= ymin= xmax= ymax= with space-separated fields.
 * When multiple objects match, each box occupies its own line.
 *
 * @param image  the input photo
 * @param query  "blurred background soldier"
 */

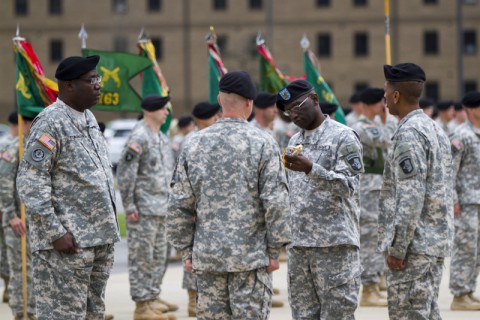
xmin=168 ymin=71 xmax=291 ymax=320
xmin=448 ymin=101 xmax=467 ymax=133
xmin=449 ymin=92 xmax=480 ymax=310
xmin=435 ymin=100 xmax=455 ymax=134
xmin=192 ymin=101 xmax=222 ymax=131
xmin=117 ymin=95 xmax=177 ymax=320
xmin=419 ymin=97 xmax=435 ymax=119
xmin=0 ymin=114 xmax=35 ymax=319
xmin=281 ymin=80 xmax=364 ymax=319
xmin=346 ymin=92 xmax=363 ymax=127
xmin=251 ymin=92 xmax=277 ymax=137
xmin=171 ymin=116 xmax=194 ymax=159
xmin=379 ymin=63 xmax=453 ymax=319
xmin=320 ymin=102 xmax=340 ymax=121
xmin=17 ymin=55 xmax=120 ymax=319
xmin=351 ymin=87 xmax=396 ymax=307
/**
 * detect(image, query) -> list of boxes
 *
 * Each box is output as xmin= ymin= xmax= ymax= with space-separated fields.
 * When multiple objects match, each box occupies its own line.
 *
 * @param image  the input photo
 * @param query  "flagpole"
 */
xmin=384 ymin=0 xmax=392 ymax=65
xmin=13 ymin=25 xmax=29 ymax=319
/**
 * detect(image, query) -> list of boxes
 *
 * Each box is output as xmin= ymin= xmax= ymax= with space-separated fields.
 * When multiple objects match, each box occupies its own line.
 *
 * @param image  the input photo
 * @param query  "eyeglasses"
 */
xmin=283 ymin=95 xmax=310 ymax=117
xmin=77 ymin=76 xmax=102 ymax=86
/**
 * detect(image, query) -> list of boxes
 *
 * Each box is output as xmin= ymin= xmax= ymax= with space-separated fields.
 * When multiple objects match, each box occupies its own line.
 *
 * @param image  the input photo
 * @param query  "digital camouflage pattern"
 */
xmin=0 ymin=137 xmax=35 ymax=316
xmin=0 ymin=134 xmax=12 ymax=280
xmin=351 ymin=115 xmax=397 ymax=284
xmin=195 ymin=268 xmax=272 ymax=320
xmin=286 ymin=117 xmax=363 ymax=318
xmin=117 ymin=121 xmax=174 ymax=217
xmin=17 ymin=99 xmax=120 ymax=251
xmin=386 ymin=253 xmax=443 ymax=320
xmin=378 ymin=109 xmax=453 ymax=318
xmin=449 ymin=121 xmax=480 ymax=296
xmin=288 ymin=246 xmax=361 ymax=319
xmin=168 ymin=117 xmax=291 ymax=272
xmin=250 ymin=118 xmax=275 ymax=138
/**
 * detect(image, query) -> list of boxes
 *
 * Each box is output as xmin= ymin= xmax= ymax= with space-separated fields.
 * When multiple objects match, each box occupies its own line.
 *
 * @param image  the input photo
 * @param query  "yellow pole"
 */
xmin=384 ymin=0 xmax=392 ymax=65
xmin=17 ymin=114 xmax=28 ymax=318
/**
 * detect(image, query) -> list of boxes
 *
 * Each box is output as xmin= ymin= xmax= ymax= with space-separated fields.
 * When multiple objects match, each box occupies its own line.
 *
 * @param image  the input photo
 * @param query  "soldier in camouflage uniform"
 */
xmin=449 ymin=91 xmax=480 ymax=310
xmin=351 ymin=88 xmax=397 ymax=307
xmin=117 ymin=95 xmax=177 ymax=320
xmin=280 ymin=80 xmax=364 ymax=319
xmin=378 ymin=63 xmax=454 ymax=319
xmin=17 ymin=56 xmax=120 ymax=320
xmin=0 ymin=115 xmax=35 ymax=319
xmin=168 ymin=71 xmax=291 ymax=320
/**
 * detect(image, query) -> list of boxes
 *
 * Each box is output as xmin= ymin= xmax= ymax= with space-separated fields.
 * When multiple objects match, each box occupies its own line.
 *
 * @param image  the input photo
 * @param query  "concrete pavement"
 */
xmin=1 ymin=239 xmax=478 ymax=319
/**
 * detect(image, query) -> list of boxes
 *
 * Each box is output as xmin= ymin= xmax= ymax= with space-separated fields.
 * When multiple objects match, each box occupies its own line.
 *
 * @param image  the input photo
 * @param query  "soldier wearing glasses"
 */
xmin=17 ymin=56 xmax=120 ymax=319
xmin=280 ymin=80 xmax=364 ymax=319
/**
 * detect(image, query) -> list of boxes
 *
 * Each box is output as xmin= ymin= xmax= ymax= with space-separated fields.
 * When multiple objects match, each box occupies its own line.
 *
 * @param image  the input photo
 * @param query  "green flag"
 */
xmin=207 ymin=28 xmax=227 ymax=104
xmin=304 ymin=49 xmax=346 ymax=124
xmin=257 ymin=37 xmax=290 ymax=94
xmin=82 ymin=49 xmax=152 ymax=112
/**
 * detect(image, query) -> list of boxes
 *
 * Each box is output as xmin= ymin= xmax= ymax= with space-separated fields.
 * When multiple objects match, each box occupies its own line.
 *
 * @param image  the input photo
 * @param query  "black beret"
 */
xmin=321 ymin=103 xmax=338 ymax=115
xmin=360 ymin=88 xmax=385 ymax=105
xmin=8 ymin=111 xmax=18 ymax=125
xmin=384 ymin=63 xmax=426 ymax=83
xmin=219 ymin=71 xmax=256 ymax=100
xmin=453 ymin=101 xmax=463 ymax=111
xmin=55 ymin=55 xmax=100 ymax=80
xmin=349 ymin=92 xmax=362 ymax=104
xmin=419 ymin=98 xmax=435 ymax=109
xmin=276 ymin=80 xmax=314 ymax=112
xmin=436 ymin=100 xmax=454 ymax=111
xmin=141 ymin=95 xmax=170 ymax=111
xmin=192 ymin=101 xmax=221 ymax=120
xmin=178 ymin=116 xmax=194 ymax=128
xmin=254 ymin=92 xmax=277 ymax=109
xmin=462 ymin=92 xmax=480 ymax=108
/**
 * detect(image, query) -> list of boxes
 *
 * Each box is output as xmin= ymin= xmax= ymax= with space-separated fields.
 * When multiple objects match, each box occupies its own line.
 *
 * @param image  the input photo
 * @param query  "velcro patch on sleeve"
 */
xmin=1 ymin=151 xmax=12 ymax=162
xmin=38 ymin=133 xmax=56 ymax=151
xmin=128 ymin=142 xmax=142 ymax=154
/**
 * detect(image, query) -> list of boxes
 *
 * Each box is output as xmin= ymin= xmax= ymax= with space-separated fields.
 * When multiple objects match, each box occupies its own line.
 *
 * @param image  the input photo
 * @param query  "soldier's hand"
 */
xmin=184 ymin=258 xmax=193 ymax=273
xmin=453 ymin=203 xmax=461 ymax=218
xmin=127 ymin=210 xmax=139 ymax=222
xmin=386 ymin=255 xmax=405 ymax=271
xmin=53 ymin=232 xmax=80 ymax=254
xmin=10 ymin=217 xmax=26 ymax=237
xmin=284 ymin=154 xmax=313 ymax=174
xmin=266 ymin=258 xmax=280 ymax=273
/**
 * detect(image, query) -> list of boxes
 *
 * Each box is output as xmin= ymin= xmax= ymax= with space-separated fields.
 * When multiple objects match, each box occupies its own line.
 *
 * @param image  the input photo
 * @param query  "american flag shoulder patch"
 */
xmin=1 ymin=152 xmax=12 ymax=162
xmin=128 ymin=142 xmax=142 ymax=154
xmin=38 ymin=133 xmax=56 ymax=151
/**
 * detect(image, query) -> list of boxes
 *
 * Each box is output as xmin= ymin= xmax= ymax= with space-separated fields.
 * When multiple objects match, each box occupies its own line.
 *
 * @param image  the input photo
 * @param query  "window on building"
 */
xmin=249 ymin=0 xmax=262 ymax=10
xmin=464 ymin=30 xmax=477 ymax=55
xmin=213 ymin=0 xmax=227 ymax=10
xmin=113 ymin=0 xmax=128 ymax=14
xmin=317 ymin=33 xmax=331 ymax=57
xmin=114 ymin=37 xmax=128 ymax=52
xmin=151 ymin=37 xmax=163 ymax=60
xmin=15 ymin=0 xmax=28 ymax=16
xmin=353 ymin=0 xmax=367 ymax=6
xmin=354 ymin=32 xmax=369 ymax=57
xmin=217 ymin=35 xmax=228 ymax=56
xmin=249 ymin=34 xmax=258 ymax=58
xmin=316 ymin=0 xmax=330 ymax=7
xmin=425 ymin=82 xmax=439 ymax=102
xmin=424 ymin=31 xmax=439 ymax=55
xmin=50 ymin=39 xmax=63 ymax=62
xmin=49 ymin=0 xmax=62 ymax=15
xmin=355 ymin=82 xmax=369 ymax=92
xmin=147 ymin=0 xmax=161 ymax=12
xmin=465 ymin=81 xmax=477 ymax=93
xmin=424 ymin=0 xmax=437 ymax=4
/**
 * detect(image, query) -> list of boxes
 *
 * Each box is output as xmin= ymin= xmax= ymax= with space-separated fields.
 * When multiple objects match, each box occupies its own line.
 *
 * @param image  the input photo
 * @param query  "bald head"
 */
xmin=218 ymin=92 xmax=253 ymax=119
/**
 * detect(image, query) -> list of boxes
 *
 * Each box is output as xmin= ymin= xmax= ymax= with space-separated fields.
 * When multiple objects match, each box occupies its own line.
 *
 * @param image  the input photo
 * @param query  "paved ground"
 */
xmin=1 ymin=239 xmax=478 ymax=319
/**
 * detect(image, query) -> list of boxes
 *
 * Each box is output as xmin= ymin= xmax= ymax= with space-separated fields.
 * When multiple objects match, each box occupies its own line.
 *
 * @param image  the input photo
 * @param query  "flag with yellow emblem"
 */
xmin=81 ymin=49 xmax=152 ymax=112
xmin=13 ymin=37 xmax=58 ymax=118
xmin=207 ymin=26 xmax=228 ymax=104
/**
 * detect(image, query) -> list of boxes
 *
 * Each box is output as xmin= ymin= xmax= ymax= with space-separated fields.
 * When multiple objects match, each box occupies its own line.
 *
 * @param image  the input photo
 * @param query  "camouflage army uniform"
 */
xmin=449 ymin=121 xmax=480 ymax=296
xmin=250 ymin=118 xmax=275 ymax=138
xmin=378 ymin=109 xmax=454 ymax=319
xmin=351 ymin=115 xmax=396 ymax=285
xmin=117 ymin=120 xmax=174 ymax=302
xmin=0 ymin=135 xmax=12 ymax=283
xmin=17 ymin=99 xmax=120 ymax=320
xmin=167 ymin=118 xmax=291 ymax=320
xmin=287 ymin=117 xmax=364 ymax=319
xmin=0 ymin=136 xmax=35 ymax=316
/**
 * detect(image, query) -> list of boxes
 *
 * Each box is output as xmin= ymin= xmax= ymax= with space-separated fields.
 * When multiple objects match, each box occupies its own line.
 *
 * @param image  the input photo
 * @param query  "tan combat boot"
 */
xmin=375 ymin=283 xmax=388 ymax=299
xmin=272 ymin=287 xmax=280 ymax=295
xmin=134 ymin=301 xmax=169 ymax=320
xmin=360 ymin=283 xmax=388 ymax=307
xmin=469 ymin=293 xmax=480 ymax=303
xmin=2 ymin=276 xmax=9 ymax=303
xmin=149 ymin=299 xmax=169 ymax=313
xmin=379 ymin=274 xmax=387 ymax=292
xmin=156 ymin=298 xmax=179 ymax=312
xmin=451 ymin=294 xmax=480 ymax=310
xmin=187 ymin=289 xmax=196 ymax=317
xmin=105 ymin=314 xmax=114 ymax=320
xmin=272 ymin=299 xmax=284 ymax=308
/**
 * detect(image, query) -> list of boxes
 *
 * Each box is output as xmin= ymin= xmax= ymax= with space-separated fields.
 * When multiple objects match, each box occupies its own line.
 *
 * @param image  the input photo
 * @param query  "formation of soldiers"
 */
xmin=0 ymin=55 xmax=479 ymax=320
